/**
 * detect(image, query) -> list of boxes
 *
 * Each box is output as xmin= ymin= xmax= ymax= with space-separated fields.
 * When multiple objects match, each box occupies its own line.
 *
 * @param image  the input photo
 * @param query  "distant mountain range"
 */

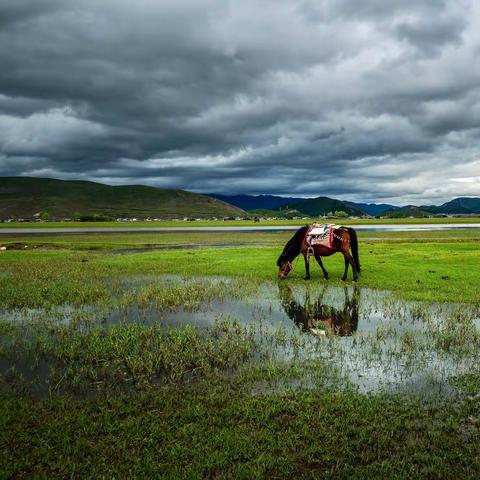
xmin=211 ymin=194 xmax=397 ymax=215
xmin=0 ymin=177 xmax=244 ymax=220
xmin=284 ymin=197 xmax=365 ymax=216
xmin=422 ymin=197 xmax=480 ymax=214
xmin=382 ymin=198 xmax=480 ymax=218
xmin=208 ymin=194 xmax=306 ymax=211
xmin=2 ymin=177 xmax=479 ymax=220
xmin=209 ymin=193 xmax=480 ymax=217
xmin=345 ymin=202 xmax=401 ymax=215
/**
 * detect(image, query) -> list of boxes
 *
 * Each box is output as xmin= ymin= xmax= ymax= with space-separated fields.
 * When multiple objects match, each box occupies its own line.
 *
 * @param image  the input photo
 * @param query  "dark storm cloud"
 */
xmin=1 ymin=0 xmax=480 ymax=204
xmin=0 ymin=0 xmax=63 ymax=28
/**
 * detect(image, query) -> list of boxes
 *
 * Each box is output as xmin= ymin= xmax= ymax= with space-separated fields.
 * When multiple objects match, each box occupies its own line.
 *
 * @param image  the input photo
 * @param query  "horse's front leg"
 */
xmin=303 ymin=253 xmax=311 ymax=280
xmin=314 ymin=255 xmax=329 ymax=280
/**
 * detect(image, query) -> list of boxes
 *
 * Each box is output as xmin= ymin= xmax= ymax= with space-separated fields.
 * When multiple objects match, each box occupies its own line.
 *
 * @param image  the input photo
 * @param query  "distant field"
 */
xmin=2 ymin=216 xmax=480 ymax=228
xmin=2 ymin=228 xmax=480 ymax=251
xmin=2 ymin=229 xmax=480 ymax=303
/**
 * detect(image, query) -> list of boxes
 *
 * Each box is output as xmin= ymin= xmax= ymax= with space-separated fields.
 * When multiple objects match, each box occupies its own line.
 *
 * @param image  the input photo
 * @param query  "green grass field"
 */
xmin=1 ymin=229 xmax=480 ymax=478
xmin=2 ymin=228 xmax=480 ymax=250
xmin=2 ymin=216 xmax=480 ymax=228
xmin=1 ymin=229 xmax=479 ymax=304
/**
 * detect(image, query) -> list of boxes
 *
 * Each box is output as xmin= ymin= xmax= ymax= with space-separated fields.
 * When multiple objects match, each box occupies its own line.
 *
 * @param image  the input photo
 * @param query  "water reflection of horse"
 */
xmin=277 ymin=225 xmax=360 ymax=281
xmin=279 ymin=284 xmax=359 ymax=336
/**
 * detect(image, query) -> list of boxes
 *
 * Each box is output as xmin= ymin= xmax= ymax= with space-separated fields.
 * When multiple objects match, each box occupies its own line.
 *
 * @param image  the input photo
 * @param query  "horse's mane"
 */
xmin=277 ymin=225 xmax=309 ymax=266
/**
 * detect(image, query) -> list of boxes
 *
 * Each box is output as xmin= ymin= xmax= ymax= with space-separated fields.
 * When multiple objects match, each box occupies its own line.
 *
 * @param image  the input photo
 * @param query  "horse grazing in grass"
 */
xmin=277 ymin=225 xmax=361 ymax=281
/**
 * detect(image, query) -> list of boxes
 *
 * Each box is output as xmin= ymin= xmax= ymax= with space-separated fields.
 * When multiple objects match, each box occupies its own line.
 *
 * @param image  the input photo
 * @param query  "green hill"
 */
xmin=285 ymin=196 xmax=365 ymax=217
xmin=0 ymin=177 xmax=245 ymax=220
xmin=422 ymin=197 xmax=480 ymax=215
xmin=248 ymin=208 xmax=307 ymax=219
xmin=382 ymin=207 xmax=430 ymax=218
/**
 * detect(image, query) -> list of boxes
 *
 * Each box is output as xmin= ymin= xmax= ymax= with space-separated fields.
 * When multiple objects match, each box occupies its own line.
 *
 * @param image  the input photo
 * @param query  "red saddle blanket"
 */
xmin=306 ymin=224 xmax=335 ymax=249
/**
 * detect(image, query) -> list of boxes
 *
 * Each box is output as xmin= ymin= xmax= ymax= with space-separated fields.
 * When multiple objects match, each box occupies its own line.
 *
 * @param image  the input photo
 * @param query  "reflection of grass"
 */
xmin=2 ymin=320 xmax=270 ymax=394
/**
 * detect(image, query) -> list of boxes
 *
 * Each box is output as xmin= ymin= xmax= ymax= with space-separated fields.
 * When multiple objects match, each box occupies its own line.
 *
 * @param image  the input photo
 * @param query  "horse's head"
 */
xmin=276 ymin=226 xmax=309 ymax=279
xmin=277 ymin=256 xmax=293 ymax=279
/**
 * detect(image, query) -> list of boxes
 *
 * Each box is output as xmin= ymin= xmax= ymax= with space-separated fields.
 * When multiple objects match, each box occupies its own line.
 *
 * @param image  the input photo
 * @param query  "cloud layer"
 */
xmin=1 ymin=0 xmax=480 ymax=204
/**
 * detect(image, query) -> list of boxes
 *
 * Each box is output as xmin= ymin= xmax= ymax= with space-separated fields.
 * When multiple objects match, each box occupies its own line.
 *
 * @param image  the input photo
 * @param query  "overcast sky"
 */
xmin=1 ymin=0 xmax=480 ymax=204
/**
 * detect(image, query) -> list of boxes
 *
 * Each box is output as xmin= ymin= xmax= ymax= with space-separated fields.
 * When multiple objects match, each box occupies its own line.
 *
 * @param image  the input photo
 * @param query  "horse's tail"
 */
xmin=347 ymin=227 xmax=360 ymax=273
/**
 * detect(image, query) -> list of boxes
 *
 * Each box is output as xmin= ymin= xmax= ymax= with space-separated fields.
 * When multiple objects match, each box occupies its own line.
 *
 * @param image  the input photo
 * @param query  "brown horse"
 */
xmin=277 ymin=225 xmax=360 ymax=281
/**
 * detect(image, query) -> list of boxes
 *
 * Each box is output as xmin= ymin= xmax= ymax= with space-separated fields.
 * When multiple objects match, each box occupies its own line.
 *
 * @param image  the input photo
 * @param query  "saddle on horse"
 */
xmin=306 ymin=224 xmax=336 ymax=253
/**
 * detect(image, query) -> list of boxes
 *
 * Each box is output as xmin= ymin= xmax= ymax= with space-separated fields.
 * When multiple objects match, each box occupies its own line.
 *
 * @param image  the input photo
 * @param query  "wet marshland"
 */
xmin=1 ymin=274 xmax=479 ymax=399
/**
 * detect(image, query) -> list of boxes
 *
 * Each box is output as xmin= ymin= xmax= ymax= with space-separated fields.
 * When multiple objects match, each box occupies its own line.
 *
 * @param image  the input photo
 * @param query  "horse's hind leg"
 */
xmin=342 ymin=252 xmax=358 ymax=281
xmin=349 ymin=251 xmax=359 ymax=281
xmin=341 ymin=254 xmax=349 ymax=281
xmin=314 ymin=255 xmax=329 ymax=280
xmin=303 ymin=253 xmax=311 ymax=280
